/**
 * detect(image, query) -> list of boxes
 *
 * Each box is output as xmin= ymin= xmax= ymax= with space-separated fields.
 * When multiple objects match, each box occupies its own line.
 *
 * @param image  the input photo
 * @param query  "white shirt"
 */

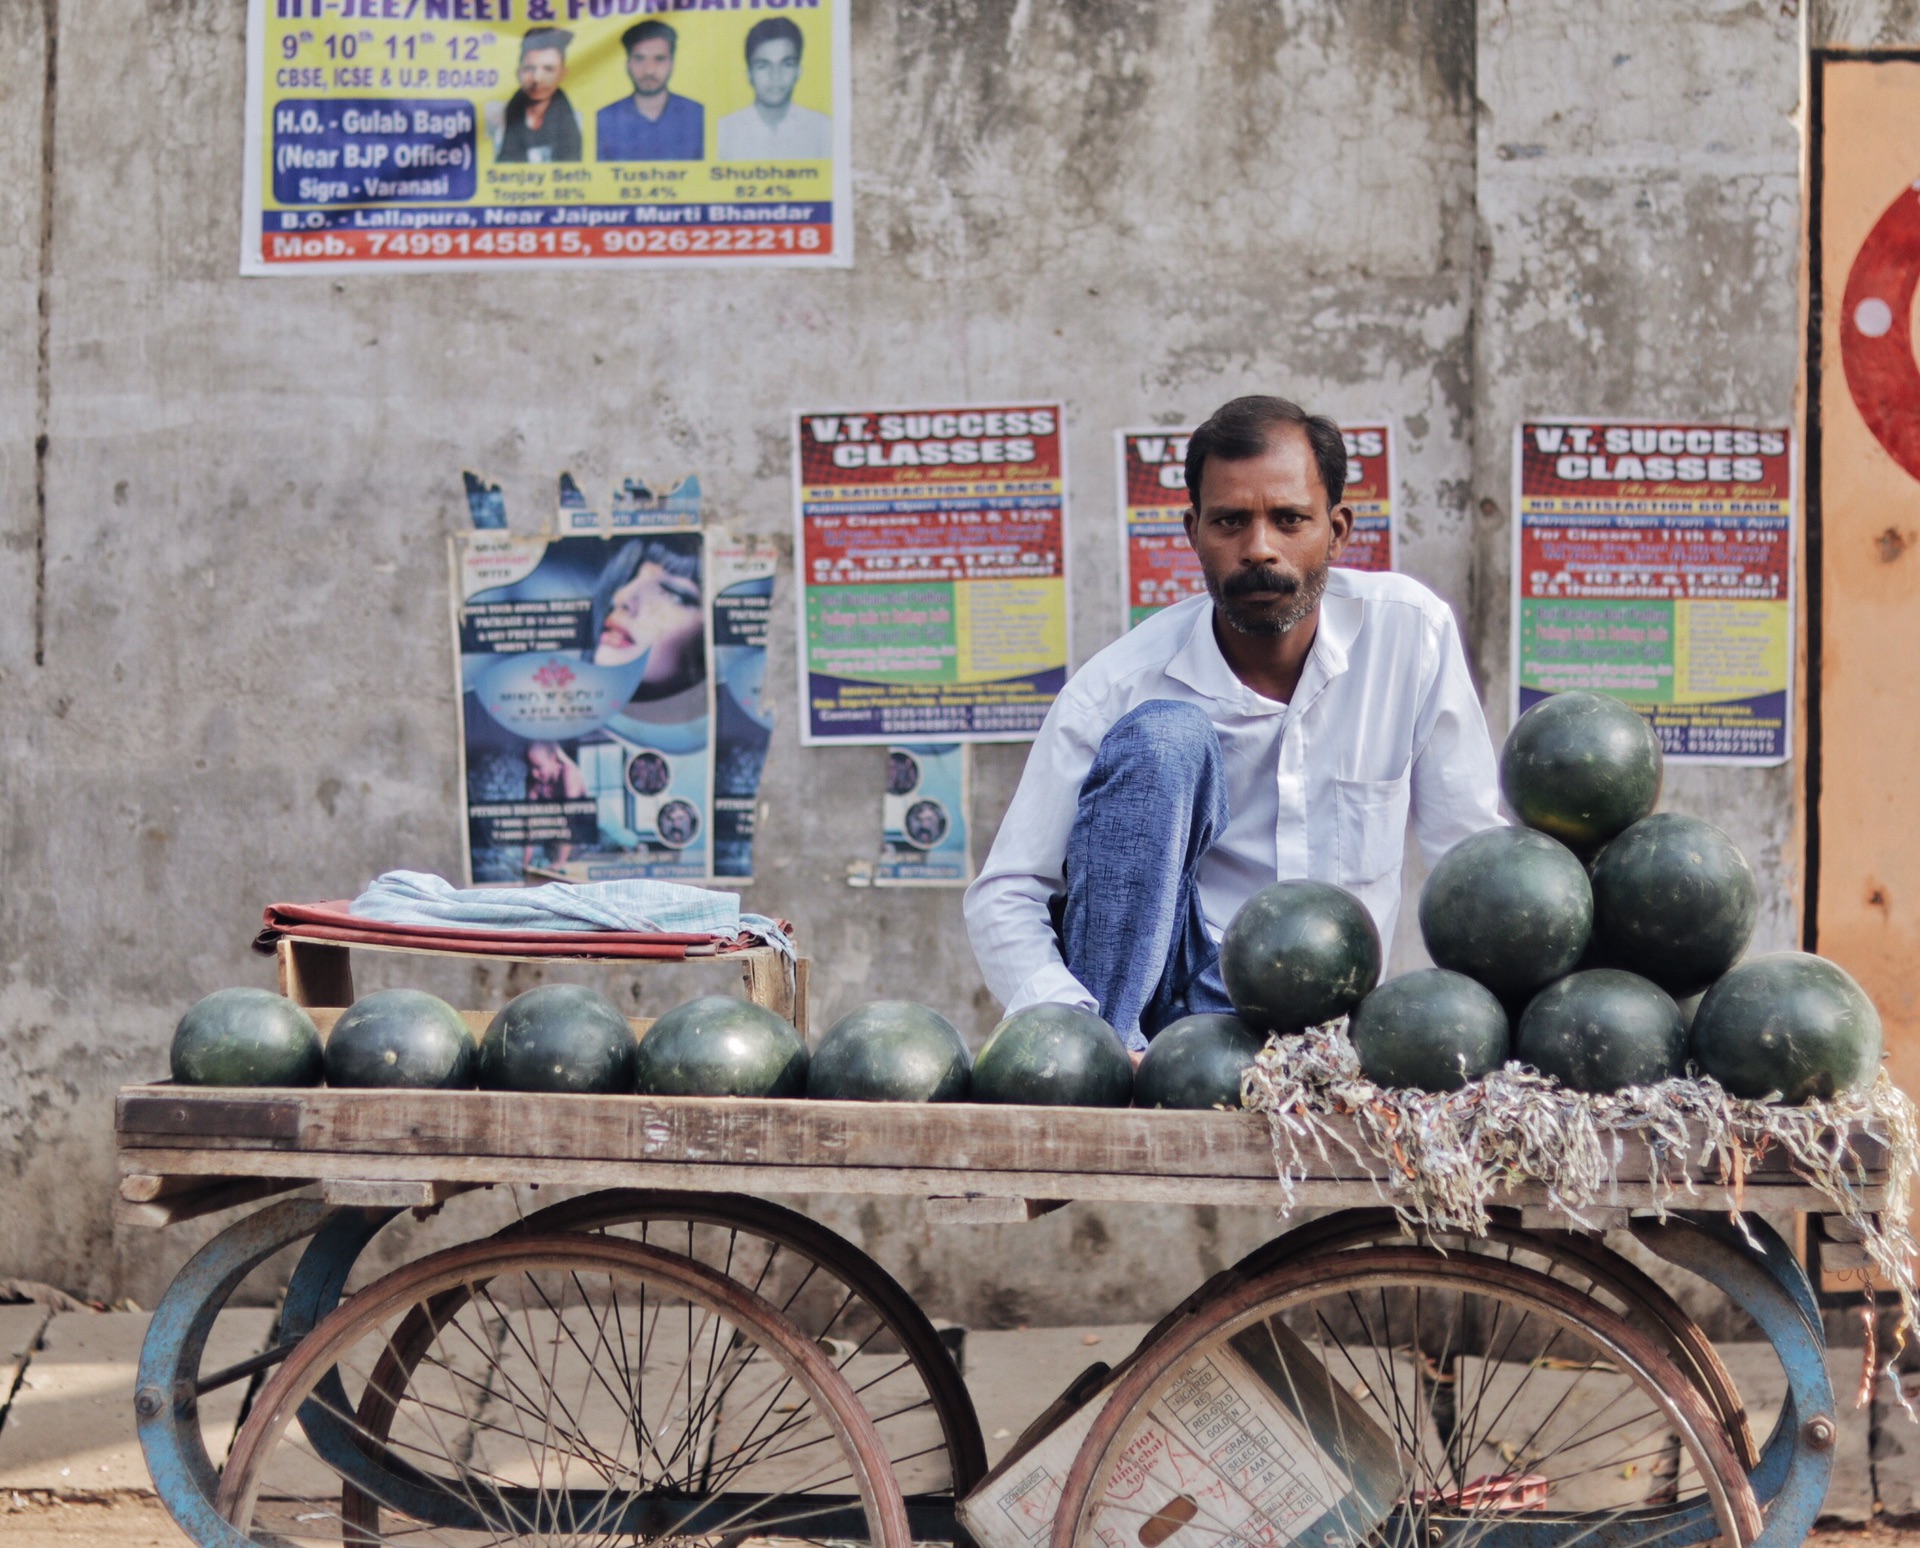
xmin=964 ymin=570 xmax=1504 ymax=1016
xmin=716 ymin=103 xmax=832 ymax=160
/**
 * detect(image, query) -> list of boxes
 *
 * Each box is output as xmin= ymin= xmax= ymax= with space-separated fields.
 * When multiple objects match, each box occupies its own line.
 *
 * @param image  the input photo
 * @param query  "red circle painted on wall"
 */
xmin=1842 ymin=179 xmax=1920 ymax=480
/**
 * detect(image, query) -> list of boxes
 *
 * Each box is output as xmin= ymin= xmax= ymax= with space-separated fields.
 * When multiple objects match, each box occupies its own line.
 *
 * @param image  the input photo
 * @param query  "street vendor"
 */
xmin=964 ymin=395 xmax=1504 ymax=1051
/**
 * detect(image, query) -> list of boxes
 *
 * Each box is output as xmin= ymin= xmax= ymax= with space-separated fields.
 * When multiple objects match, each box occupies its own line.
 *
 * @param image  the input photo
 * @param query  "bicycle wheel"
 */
xmin=1219 ymin=1207 xmax=1757 ymax=1466
xmin=1050 ymin=1246 xmax=1761 ymax=1548
xmin=508 ymin=1189 xmax=986 ymax=1501
xmin=216 ymin=1234 xmax=913 ymax=1548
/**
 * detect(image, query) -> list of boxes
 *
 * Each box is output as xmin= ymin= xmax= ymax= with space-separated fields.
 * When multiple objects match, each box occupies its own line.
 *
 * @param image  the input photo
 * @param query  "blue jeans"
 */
xmin=1059 ymin=700 xmax=1236 ymax=1050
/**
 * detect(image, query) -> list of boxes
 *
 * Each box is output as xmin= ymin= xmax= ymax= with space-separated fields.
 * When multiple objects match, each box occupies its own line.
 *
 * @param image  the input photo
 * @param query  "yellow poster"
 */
xmin=243 ymin=0 xmax=849 ymax=273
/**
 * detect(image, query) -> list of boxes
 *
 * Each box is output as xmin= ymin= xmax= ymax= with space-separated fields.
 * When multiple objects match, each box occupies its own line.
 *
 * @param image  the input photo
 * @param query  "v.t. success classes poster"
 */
xmin=1512 ymin=421 xmax=1793 ymax=764
xmin=1119 ymin=424 xmax=1395 ymax=628
xmin=793 ymin=403 xmax=1069 ymax=744
xmin=243 ymin=0 xmax=850 ymax=273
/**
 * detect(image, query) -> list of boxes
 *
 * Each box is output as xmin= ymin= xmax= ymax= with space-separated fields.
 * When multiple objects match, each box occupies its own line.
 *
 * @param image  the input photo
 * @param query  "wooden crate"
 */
xmin=273 ymin=935 xmax=809 ymax=1034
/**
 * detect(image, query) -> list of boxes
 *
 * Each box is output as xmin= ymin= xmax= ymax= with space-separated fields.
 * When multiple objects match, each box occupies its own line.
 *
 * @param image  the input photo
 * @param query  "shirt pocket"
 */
xmin=1334 ymin=775 xmax=1411 ymax=887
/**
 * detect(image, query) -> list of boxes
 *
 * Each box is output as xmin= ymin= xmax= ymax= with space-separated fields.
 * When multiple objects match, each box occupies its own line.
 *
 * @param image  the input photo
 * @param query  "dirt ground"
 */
xmin=2 ymin=1495 xmax=1917 ymax=1548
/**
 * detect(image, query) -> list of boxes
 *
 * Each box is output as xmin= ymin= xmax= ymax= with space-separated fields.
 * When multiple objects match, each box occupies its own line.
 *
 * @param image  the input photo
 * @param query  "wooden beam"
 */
xmin=110 ymin=1144 xmax=1866 ymax=1215
xmin=319 ymin=1178 xmax=479 ymax=1210
xmin=277 ymin=938 xmax=355 ymax=1008
xmin=112 ymin=1177 xmax=301 ymax=1230
xmin=114 ymin=1085 xmax=1869 ymax=1187
xmin=927 ymin=1196 xmax=1070 ymax=1225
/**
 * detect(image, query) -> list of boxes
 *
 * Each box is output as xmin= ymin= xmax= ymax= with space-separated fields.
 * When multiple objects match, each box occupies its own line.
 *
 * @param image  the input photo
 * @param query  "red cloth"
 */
xmin=254 ymin=900 xmax=752 ymax=960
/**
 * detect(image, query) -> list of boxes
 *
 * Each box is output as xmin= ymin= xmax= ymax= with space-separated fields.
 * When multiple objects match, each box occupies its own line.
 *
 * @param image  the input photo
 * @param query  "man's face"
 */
xmin=747 ymin=38 xmax=801 ymax=110
xmin=518 ymin=48 xmax=564 ymax=102
xmin=627 ymin=37 xmax=674 ymax=97
xmin=1184 ymin=427 xmax=1352 ymax=638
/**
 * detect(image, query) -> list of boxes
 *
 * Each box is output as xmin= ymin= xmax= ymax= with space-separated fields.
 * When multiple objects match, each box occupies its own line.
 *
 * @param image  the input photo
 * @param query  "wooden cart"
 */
xmin=118 ymin=1077 xmax=1875 ymax=1548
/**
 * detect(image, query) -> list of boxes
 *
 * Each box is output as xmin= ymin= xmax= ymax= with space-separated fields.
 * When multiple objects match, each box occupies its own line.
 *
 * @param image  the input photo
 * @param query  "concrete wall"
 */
xmin=0 ymin=0 xmax=1855 ymax=1321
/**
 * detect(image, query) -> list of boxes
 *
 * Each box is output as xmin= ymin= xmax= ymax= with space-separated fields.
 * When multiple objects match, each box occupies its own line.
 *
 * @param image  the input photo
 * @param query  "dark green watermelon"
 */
xmin=325 ymin=989 xmax=476 ymax=1090
xmin=1516 ymin=969 xmax=1686 ymax=1092
xmin=634 ymin=995 xmax=808 ymax=1098
xmin=171 ymin=988 xmax=323 ymax=1087
xmin=1220 ymin=881 xmax=1380 ymax=1033
xmin=807 ymin=1001 xmax=970 ymax=1102
xmin=1134 ymin=1014 xmax=1264 ymax=1110
xmin=478 ymin=984 xmax=636 ymax=1094
xmin=1349 ymin=970 xmax=1510 ymax=1093
xmin=1501 ymin=692 xmax=1662 ymax=852
xmin=1590 ymin=814 xmax=1757 ymax=995
xmin=971 ymin=1004 xmax=1133 ymax=1107
xmin=1691 ymin=953 xmax=1883 ymax=1104
xmin=1419 ymin=827 xmax=1592 ymax=1002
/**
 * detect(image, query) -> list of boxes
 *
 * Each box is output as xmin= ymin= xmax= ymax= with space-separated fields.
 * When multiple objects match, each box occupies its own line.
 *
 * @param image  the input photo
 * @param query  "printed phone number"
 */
xmin=265 ymin=224 xmax=826 ymax=260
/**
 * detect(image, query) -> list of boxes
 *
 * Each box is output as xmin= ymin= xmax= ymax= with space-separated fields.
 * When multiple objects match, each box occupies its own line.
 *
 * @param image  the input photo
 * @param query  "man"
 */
xmin=965 ymin=396 xmax=1503 ymax=1050
xmin=492 ymin=28 xmax=581 ymax=163
xmin=596 ymin=21 xmax=704 ymax=162
xmin=716 ymin=17 xmax=832 ymax=161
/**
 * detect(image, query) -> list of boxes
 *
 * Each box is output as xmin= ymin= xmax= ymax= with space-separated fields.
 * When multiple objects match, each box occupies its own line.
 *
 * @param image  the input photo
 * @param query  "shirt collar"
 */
xmin=1164 ymin=586 xmax=1362 ymax=713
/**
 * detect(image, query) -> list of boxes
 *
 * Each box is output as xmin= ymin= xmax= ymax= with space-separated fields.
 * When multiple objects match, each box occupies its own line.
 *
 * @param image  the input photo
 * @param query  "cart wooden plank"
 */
xmin=111 ymin=1143 xmax=1863 ymax=1213
xmin=115 ymin=1085 xmax=1885 ymax=1215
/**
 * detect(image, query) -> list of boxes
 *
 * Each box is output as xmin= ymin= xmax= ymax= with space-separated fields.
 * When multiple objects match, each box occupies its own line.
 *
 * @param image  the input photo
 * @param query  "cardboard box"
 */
xmin=959 ymin=1319 xmax=1399 ymax=1548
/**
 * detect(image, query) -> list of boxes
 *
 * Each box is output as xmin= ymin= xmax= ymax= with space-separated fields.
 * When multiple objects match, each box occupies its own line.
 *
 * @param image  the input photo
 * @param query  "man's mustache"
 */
xmin=1222 ymin=566 xmax=1301 ymax=599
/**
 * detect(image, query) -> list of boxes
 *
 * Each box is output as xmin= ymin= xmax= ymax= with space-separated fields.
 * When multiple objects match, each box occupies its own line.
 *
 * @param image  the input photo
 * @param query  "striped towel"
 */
xmin=349 ymin=871 xmax=794 ymax=956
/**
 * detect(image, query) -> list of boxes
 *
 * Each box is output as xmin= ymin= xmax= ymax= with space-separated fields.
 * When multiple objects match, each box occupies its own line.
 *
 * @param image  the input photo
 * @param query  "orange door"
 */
xmin=1810 ymin=53 xmax=1920 ymax=1095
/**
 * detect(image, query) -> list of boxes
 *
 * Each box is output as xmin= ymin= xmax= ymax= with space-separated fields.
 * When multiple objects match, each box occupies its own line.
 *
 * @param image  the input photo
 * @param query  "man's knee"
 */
xmin=1095 ymin=700 xmax=1220 ymax=782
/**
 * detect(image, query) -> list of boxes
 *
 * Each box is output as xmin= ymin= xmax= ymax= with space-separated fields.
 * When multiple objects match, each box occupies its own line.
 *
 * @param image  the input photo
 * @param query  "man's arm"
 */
xmin=963 ymin=694 xmax=1102 ymax=1015
xmin=1408 ymin=606 xmax=1504 ymax=864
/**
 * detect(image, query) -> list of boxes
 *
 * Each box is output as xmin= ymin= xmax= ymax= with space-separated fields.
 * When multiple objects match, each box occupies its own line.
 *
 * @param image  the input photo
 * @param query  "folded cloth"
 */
xmin=348 ymin=871 xmax=794 ymax=956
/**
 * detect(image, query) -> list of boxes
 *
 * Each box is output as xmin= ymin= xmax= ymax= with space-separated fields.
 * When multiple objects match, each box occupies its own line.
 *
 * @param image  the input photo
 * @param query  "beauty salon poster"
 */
xmin=454 ymin=488 xmax=712 ymax=883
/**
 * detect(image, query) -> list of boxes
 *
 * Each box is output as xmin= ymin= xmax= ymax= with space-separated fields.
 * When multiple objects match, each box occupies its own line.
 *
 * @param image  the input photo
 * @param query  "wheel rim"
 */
xmin=1050 ymin=1247 xmax=1762 ymax=1548
xmin=217 ymin=1233 xmax=913 ymax=1548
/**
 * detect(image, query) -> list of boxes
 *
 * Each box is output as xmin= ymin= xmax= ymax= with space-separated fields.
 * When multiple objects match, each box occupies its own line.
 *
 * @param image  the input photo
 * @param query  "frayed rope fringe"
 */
xmin=1241 ymin=1023 xmax=1920 ymax=1417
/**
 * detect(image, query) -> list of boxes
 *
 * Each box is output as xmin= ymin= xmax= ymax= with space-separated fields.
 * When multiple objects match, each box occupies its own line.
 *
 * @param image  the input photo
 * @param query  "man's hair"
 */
xmin=519 ymin=27 xmax=572 ymax=58
xmin=1184 ymin=395 xmax=1347 ymax=509
xmin=622 ymin=20 xmax=676 ymax=54
xmin=744 ymin=16 xmax=803 ymax=63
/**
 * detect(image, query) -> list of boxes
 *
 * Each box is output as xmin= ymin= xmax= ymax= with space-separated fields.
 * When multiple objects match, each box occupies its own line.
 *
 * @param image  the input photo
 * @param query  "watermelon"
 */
xmin=1691 ymin=953 xmax=1883 ymax=1104
xmin=634 ymin=995 xmax=808 ymax=1098
xmin=807 ymin=1001 xmax=970 ymax=1102
xmin=324 ymin=989 xmax=476 ymax=1090
xmin=1589 ymin=814 xmax=1757 ymax=995
xmin=1349 ymin=970 xmax=1509 ymax=1093
xmin=971 ymin=1004 xmax=1133 ymax=1107
xmin=1515 ymin=969 xmax=1686 ymax=1092
xmin=478 ymin=984 xmax=636 ymax=1095
xmin=171 ymin=988 xmax=323 ymax=1087
xmin=1133 ymin=1014 xmax=1265 ymax=1110
xmin=1501 ymin=692 xmax=1662 ymax=852
xmin=1419 ymin=827 xmax=1592 ymax=1003
xmin=1220 ymin=881 xmax=1380 ymax=1033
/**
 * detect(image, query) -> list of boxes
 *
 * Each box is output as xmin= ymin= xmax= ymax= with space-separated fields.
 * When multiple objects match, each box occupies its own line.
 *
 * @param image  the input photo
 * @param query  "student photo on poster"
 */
xmin=717 ymin=17 xmax=831 ymax=160
xmin=597 ymin=21 xmax=704 ymax=161
xmin=489 ymin=27 xmax=583 ymax=163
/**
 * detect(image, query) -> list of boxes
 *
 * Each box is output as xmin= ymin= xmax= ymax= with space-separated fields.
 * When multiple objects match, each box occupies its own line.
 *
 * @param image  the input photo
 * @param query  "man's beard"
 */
xmin=1207 ymin=559 xmax=1329 ymax=638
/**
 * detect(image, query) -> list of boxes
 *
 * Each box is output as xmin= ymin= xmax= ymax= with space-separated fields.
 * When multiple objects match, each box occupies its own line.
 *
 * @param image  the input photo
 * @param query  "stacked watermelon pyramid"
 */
xmin=1350 ymin=690 xmax=1882 ymax=1102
